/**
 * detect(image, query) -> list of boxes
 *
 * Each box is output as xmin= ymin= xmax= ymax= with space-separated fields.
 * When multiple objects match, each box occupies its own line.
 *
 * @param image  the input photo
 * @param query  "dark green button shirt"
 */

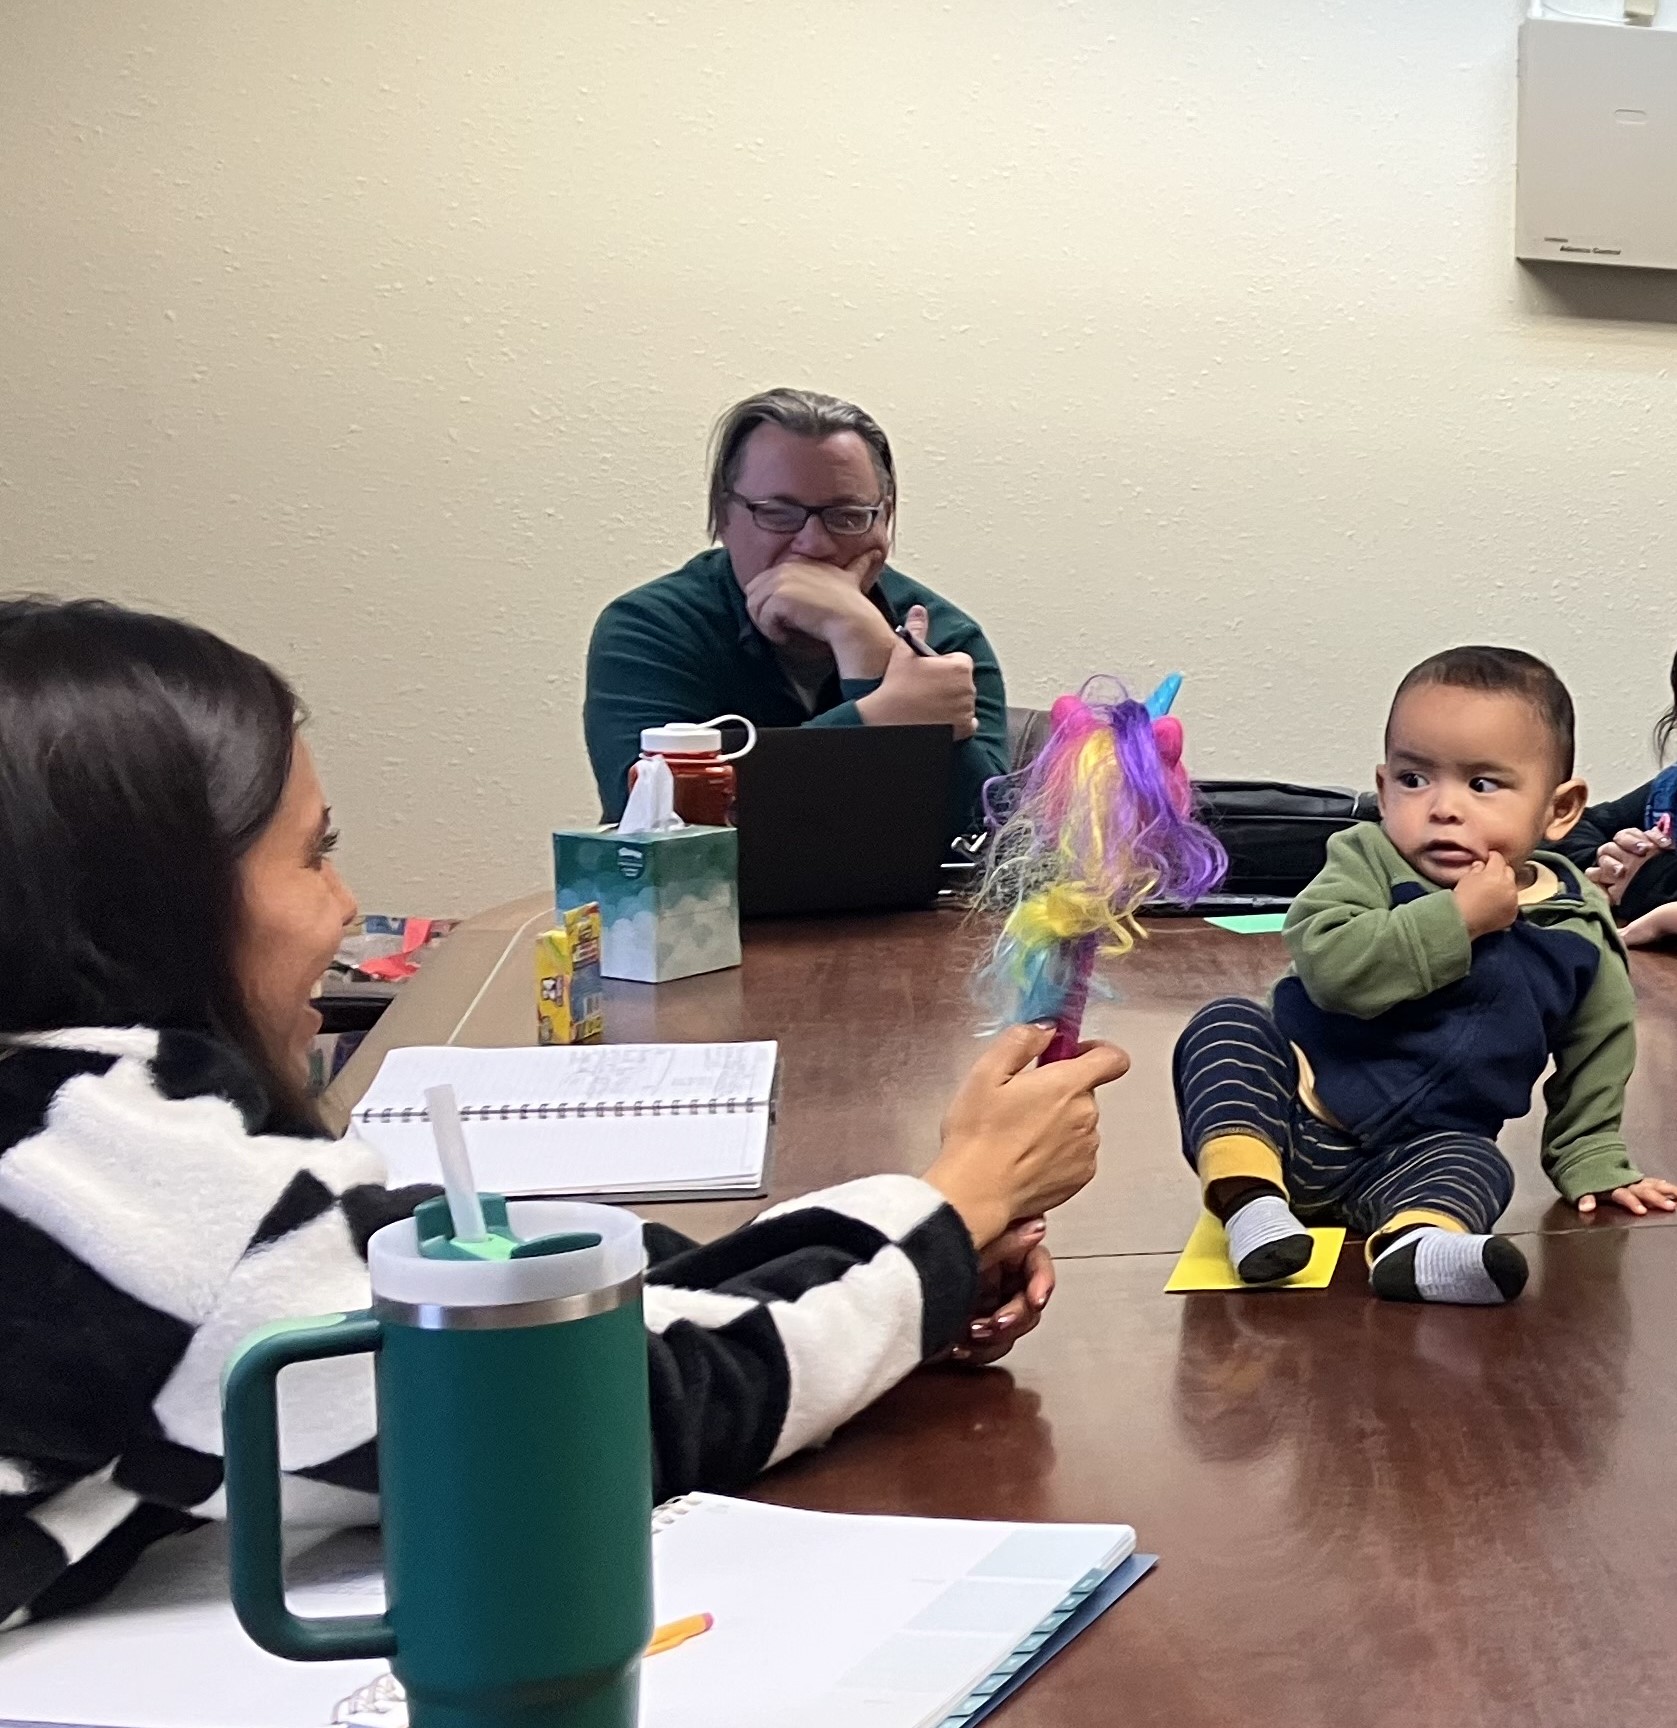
xmin=583 ymin=547 xmax=1009 ymax=836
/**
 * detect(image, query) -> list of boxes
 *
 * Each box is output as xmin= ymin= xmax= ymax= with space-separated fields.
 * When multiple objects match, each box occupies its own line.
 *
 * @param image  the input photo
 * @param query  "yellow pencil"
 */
xmin=645 ymin=1612 xmax=713 ymax=1658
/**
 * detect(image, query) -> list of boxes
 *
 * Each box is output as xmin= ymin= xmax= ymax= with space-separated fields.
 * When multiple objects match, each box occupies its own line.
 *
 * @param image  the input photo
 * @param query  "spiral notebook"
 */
xmin=335 ymin=1496 xmax=1151 ymax=1728
xmin=347 ymin=1043 xmax=778 ymax=1203
xmin=0 ymin=1497 xmax=1152 ymax=1728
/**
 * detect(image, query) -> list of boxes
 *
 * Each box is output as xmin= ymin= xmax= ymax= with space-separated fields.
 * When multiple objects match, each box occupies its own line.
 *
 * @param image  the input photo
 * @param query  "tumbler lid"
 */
xmin=368 ymin=1198 xmax=644 ymax=1311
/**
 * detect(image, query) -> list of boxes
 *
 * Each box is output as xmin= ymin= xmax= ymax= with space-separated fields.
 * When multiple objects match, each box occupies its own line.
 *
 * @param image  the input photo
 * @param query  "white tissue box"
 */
xmin=552 ymin=827 xmax=741 ymax=984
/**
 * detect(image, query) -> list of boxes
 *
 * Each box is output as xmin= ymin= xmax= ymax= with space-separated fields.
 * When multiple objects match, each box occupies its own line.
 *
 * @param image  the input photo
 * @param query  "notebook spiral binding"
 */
xmin=329 ymin=1498 xmax=700 ymax=1726
xmin=332 ymin=1671 xmax=403 ymax=1725
xmin=354 ymin=1098 xmax=767 ymax=1123
xmin=650 ymin=1492 xmax=700 ymax=1533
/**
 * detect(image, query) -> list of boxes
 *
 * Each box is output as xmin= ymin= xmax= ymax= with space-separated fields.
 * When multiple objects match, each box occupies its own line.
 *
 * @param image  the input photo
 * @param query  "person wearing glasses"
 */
xmin=583 ymin=387 xmax=1009 ymax=834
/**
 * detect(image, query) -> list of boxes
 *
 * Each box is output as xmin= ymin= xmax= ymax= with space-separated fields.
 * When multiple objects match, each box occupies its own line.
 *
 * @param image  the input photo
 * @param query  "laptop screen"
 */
xmin=732 ymin=726 xmax=956 ymax=918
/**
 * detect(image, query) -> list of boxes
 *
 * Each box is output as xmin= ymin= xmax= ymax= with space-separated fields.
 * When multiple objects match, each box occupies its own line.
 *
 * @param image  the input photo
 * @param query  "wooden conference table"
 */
xmin=329 ymin=897 xmax=1677 ymax=1728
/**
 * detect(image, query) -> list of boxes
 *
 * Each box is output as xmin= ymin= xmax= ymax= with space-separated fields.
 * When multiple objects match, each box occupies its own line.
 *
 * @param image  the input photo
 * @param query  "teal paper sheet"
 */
xmin=1205 ymin=912 xmax=1290 ymax=934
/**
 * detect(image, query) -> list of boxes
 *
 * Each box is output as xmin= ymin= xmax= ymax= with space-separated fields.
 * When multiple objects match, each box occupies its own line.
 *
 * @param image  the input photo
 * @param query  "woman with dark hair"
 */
xmin=1558 ymin=648 xmax=1677 ymax=945
xmin=0 ymin=598 xmax=1126 ymax=1626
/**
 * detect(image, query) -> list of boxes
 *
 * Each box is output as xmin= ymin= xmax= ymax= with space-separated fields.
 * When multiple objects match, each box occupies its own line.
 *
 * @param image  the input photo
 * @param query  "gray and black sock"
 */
xmin=1369 ymin=1226 xmax=1528 ymax=1306
xmin=1216 ymin=1185 xmax=1314 ymax=1285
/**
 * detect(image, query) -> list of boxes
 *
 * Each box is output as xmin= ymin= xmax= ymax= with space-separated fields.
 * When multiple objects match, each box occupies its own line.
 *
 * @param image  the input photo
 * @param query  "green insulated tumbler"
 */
xmin=221 ymin=1197 xmax=652 ymax=1728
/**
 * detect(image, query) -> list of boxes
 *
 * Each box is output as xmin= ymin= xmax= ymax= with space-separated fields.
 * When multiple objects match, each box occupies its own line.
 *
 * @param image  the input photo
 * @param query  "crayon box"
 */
xmin=535 ymin=903 xmax=606 ymax=1044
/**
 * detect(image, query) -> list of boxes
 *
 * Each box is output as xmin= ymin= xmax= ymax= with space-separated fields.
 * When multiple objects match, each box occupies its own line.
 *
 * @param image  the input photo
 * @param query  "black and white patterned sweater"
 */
xmin=0 ymin=1028 xmax=977 ymax=1628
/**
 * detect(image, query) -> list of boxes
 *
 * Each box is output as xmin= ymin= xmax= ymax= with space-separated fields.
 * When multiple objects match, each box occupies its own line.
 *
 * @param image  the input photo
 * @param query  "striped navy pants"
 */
xmin=1172 ymin=996 xmax=1513 ymax=1237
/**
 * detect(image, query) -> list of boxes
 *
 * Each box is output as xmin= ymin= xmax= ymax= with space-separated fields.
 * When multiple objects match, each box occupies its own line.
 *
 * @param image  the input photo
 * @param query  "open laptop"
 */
xmin=732 ymin=725 xmax=956 ymax=918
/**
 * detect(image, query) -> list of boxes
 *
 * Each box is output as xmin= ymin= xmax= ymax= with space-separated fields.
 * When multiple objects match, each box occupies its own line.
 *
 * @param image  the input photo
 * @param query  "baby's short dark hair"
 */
xmin=1388 ymin=646 xmax=1576 ymax=780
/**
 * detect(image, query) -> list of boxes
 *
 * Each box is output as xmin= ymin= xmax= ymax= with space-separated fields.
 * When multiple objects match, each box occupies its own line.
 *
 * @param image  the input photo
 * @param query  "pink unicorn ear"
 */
xmin=1151 ymin=715 xmax=1184 ymax=768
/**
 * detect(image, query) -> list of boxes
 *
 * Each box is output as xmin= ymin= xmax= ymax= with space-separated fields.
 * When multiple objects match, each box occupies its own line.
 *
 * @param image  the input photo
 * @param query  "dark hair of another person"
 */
xmin=0 ymin=597 xmax=316 ymax=1127
xmin=1656 ymin=649 xmax=1677 ymax=763
xmin=705 ymin=387 xmax=897 ymax=539
xmin=1388 ymin=645 xmax=1576 ymax=780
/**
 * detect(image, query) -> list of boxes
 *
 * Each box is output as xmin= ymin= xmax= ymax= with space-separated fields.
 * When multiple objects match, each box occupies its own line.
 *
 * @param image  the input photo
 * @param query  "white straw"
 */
xmin=424 ymin=1084 xmax=488 ymax=1242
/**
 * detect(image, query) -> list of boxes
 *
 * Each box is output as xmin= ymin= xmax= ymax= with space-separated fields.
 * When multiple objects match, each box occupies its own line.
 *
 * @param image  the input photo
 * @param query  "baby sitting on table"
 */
xmin=1172 ymin=645 xmax=1677 ymax=1306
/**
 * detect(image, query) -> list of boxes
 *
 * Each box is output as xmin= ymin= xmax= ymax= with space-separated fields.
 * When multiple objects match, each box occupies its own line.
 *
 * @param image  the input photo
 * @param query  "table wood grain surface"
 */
xmin=328 ymin=896 xmax=1677 ymax=1728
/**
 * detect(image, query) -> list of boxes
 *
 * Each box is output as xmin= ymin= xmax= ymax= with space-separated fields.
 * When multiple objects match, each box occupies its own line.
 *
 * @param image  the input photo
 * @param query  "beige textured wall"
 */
xmin=4 ymin=1 xmax=1674 ymax=912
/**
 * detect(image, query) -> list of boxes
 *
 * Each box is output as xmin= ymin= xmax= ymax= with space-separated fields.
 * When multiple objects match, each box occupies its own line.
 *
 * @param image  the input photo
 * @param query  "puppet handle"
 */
xmin=1039 ymin=937 xmax=1098 ymax=1064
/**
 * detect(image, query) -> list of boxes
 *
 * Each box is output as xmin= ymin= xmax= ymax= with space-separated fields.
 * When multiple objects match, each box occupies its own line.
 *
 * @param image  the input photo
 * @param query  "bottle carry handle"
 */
xmin=220 ymin=1313 xmax=397 ymax=1663
xmin=702 ymin=714 xmax=757 ymax=762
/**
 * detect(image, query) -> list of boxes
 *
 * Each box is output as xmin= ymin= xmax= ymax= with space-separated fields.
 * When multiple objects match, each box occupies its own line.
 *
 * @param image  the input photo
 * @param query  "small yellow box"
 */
xmin=535 ymin=904 xmax=605 ymax=1046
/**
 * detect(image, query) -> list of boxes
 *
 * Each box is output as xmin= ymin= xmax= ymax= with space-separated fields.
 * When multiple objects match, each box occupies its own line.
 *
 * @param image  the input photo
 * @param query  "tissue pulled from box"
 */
xmin=618 ymin=753 xmax=687 ymax=836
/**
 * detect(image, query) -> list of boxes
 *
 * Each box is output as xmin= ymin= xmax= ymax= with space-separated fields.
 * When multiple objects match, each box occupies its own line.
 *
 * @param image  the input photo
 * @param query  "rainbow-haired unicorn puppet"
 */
xmin=975 ymin=674 xmax=1227 ymax=1062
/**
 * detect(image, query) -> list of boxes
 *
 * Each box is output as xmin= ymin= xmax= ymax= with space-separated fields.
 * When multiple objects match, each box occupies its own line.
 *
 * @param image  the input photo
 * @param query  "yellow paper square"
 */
xmin=1164 ymin=1211 xmax=1345 ymax=1293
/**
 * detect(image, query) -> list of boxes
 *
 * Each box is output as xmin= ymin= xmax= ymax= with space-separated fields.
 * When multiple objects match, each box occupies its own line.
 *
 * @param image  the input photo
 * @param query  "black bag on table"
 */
xmin=1143 ymin=780 xmax=1379 ymax=916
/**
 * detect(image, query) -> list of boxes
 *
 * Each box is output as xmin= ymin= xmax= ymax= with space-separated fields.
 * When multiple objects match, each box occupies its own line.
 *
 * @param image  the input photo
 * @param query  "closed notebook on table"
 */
xmin=347 ymin=1042 xmax=777 ymax=1202
xmin=0 ymin=1497 xmax=1154 ymax=1728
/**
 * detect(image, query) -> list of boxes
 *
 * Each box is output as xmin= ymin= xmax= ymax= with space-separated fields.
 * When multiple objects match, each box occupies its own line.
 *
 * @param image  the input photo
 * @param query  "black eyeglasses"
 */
xmin=728 ymin=494 xmax=888 ymax=537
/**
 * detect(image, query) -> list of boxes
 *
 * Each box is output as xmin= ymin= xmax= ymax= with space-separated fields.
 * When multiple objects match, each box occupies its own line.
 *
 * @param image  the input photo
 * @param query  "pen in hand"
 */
xmin=895 ymin=622 xmax=939 ymax=659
